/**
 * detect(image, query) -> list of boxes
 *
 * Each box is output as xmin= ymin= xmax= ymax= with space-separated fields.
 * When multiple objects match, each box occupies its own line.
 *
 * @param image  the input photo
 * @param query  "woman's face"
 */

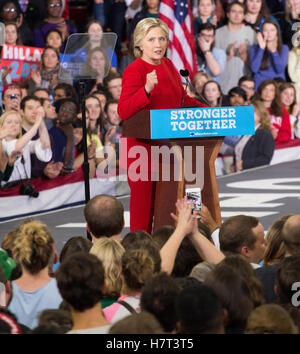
xmin=5 ymin=24 xmax=17 ymax=45
xmin=94 ymin=93 xmax=106 ymax=112
xmin=86 ymin=97 xmax=101 ymax=120
xmin=107 ymin=103 xmax=121 ymax=126
xmin=1 ymin=2 xmax=18 ymax=22
xmin=90 ymin=50 xmax=106 ymax=76
xmin=261 ymin=84 xmax=276 ymax=103
xmin=289 ymin=0 xmax=300 ymax=13
xmin=204 ymin=82 xmax=220 ymax=103
xmin=43 ymin=99 xmax=57 ymax=119
xmin=246 ymin=0 xmax=262 ymax=15
xmin=262 ymin=23 xmax=278 ymax=42
xmin=194 ymin=75 xmax=208 ymax=94
xmin=88 ymin=23 xmax=103 ymax=43
xmin=140 ymin=26 xmax=168 ymax=65
xmin=254 ymin=109 xmax=261 ymax=125
xmin=47 ymin=0 xmax=62 ymax=18
xmin=58 ymin=102 xmax=77 ymax=125
xmin=2 ymin=113 xmax=20 ymax=138
xmin=146 ymin=0 xmax=160 ymax=11
xmin=280 ymin=87 xmax=295 ymax=107
xmin=46 ymin=31 xmax=62 ymax=50
xmin=198 ymin=0 xmax=214 ymax=17
xmin=43 ymin=49 xmax=59 ymax=69
xmin=73 ymin=127 xmax=83 ymax=145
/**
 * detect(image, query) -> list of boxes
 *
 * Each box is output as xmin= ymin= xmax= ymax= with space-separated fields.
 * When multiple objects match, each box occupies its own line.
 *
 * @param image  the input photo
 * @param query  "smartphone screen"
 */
xmin=186 ymin=188 xmax=202 ymax=212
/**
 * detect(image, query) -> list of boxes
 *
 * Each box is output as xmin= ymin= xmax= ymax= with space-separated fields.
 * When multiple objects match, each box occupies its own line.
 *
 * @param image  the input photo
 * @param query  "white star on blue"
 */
xmin=175 ymin=0 xmax=188 ymax=24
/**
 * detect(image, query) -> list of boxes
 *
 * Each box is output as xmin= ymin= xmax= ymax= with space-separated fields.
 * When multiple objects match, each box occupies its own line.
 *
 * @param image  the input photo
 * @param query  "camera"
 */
xmin=19 ymin=183 xmax=39 ymax=198
xmin=9 ymin=94 xmax=19 ymax=100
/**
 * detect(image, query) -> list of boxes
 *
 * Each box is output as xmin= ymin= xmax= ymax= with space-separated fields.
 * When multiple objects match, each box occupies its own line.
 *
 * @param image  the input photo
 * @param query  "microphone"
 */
xmin=179 ymin=69 xmax=212 ymax=107
xmin=180 ymin=69 xmax=189 ymax=107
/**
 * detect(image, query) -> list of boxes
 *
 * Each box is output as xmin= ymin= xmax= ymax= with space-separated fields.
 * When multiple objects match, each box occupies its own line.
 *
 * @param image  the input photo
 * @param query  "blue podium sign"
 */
xmin=150 ymin=106 xmax=255 ymax=139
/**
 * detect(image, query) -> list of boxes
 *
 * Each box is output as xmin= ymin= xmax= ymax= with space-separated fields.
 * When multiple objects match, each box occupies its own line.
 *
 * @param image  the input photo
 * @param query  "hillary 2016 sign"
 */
xmin=150 ymin=106 xmax=255 ymax=139
xmin=1 ymin=44 xmax=44 ymax=81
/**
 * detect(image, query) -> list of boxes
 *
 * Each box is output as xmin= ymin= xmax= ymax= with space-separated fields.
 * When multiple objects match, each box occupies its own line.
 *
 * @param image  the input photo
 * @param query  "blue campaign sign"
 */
xmin=150 ymin=106 xmax=255 ymax=139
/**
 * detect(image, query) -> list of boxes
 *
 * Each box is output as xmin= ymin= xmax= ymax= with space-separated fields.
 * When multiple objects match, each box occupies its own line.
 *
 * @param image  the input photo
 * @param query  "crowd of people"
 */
xmin=0 ymin=0 xmax=300 ymax=187
xmin=1 ymin=194 xmax=300 ymax=334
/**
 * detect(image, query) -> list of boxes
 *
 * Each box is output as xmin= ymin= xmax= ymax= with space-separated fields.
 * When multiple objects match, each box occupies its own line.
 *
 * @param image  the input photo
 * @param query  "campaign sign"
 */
xmin=150 ymin=106 xmax=255 ymax=139
xmin=1 ymin=44 xmax=44 ymax=81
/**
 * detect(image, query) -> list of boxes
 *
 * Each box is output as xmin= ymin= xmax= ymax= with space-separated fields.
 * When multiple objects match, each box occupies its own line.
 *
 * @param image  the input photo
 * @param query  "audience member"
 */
xmin=254 ymin=79 xmax=292 ymax=144
xmin=219 ymin=214 xmax=266 ymax=268
xmin=192 ymin=72 xmax=211 ymax=99
xmin=2 ymin=84 xmax=22 ymax=113
xmin=90 ymin=238 xmax=125 ymax=308
xmin=35 ymin=309 xmax=73 ymax=334
xmin=48 ymin=97 xmax=78 ymax=174
xmin=140 ymin=272 xmax=180 ymax=333
xmin=176 ymin=282 xmax=225 ymax=334
xmin=28 ymin=46 xmax=73 ymax=95
xmin=8 ymin=220 xmax=62 ymax=329
xmin=245 ymin=304 xmax=298 ymax=334
xmin=33 ymin=0 xmax=76 ymax=49
xmin=256 ymin=214 xmax=300 ymax=303
xmin=250 ymin=20 xmax=289 ymax=88
xmin=59 ymin=236 xmax=93 ymax=264
xmin=233 ymin=99 xmax=274 ymax=171
xmin=215 ymin=1 xmax=257 ymax=94
xmin=202 ymin=80 xmax=225 ymax=106
xmin=238 ymin=75 xmax=256 ymax=103
xmin=103 ymin=247 xmax=158 ymax=323
xmin=189 ymin=261 xmax=216 ymax=283
xmin=195 ymin=22 xmax=226 ymax=82
xmin=56 ymin=252 xmax=111 ymax=334
xmin=243 ymin=0 xmax=279 ymax=31
xmin=219 ymin=254 xmax=265 ymax=307
xmin=275 ymin=255 xmax=300 ymax=307
xmin=227 ymin=86 xmax=248 ymax=106
xmin=109 ymin=312 xmax=163 ymax=334
xmin=0 ymin=109 xmax=52 ymax=184
xmin=53 ymin=83 xmax=78 ymax=103
xmin=45 ymin=28 xmax=64 ymax=53
xmin=103 ymin=72 xmax=122 ymax=100
xmin=276 ymin=0 xmax=300 ymax=49
xmin=205 ymin=264 xmax=254 ymax=333
xmin=279 ymin=82 xmax=300 ymax=138
xmin=0 ymin=0 xmax=34 ymax=46
xmin=288 ymin=30 xmax=300 ymax=102
xmin=84 ymin=194 xmax=124 ymax=242
xmin=193 ymin=0 xmax=218 ymax=36
xmin=263 ymin=214 xmax=290 ymax=266
xmin=5 ymin=22 xmax=22 ymax=45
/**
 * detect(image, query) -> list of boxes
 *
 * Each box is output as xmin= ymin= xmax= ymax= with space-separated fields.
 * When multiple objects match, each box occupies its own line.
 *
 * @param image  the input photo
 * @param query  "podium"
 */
xmin=122 ymin=106 xmax=255 ymax=232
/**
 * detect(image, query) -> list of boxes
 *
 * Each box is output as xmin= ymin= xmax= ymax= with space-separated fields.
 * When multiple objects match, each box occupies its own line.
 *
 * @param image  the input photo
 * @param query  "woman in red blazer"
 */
xmin=118 ymin=17 xmax=206 ymax=233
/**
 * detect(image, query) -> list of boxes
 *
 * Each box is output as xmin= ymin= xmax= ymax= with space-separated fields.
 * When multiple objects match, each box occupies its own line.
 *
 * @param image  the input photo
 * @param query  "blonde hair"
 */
xmin=0 ymin=111 xmax=23 ymax=138
xmin=252 ymin=100 xmax=271 ymax=131
xmin=12 ymin=220 xmax=54 ymax=274
xmin=133 ymin=18 xmax=169 ymax=58
xmin=90 ymin=238 xmax=125 ymax=297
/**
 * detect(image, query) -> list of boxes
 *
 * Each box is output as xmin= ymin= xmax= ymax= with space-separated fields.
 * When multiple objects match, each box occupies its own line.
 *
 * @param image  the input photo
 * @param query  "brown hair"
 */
xmin=122 ymin=248 xmax=156 ymax=292
xmin=263 ymin=215 xmax=290 ymax=266
xmin=254 ymin=79 xmax=283 ymax=117
xmin=245 ymin=304 xmax=298 ymax=334
xmin=251 ymin=99 xmax=271 ymax=130
xmin=260 ymin=20 xmax=283 ymax=71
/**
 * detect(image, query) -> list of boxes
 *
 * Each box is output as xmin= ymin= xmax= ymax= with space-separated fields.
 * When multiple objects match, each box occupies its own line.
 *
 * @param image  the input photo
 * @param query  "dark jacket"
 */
xmin=240 ymin=128 xmax=275 ymax=170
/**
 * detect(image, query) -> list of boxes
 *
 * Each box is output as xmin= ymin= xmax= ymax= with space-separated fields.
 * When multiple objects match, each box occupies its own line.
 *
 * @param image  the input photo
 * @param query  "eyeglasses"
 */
xmin=3 ymin=7 xmax=16 ymax=12
xmin=199 ymin=33 xmax=214 ymax=38
xmin=49 ymin=3 xmax=61 ymax=8
xmin=60 ymin=106 xmax=76 ymax=114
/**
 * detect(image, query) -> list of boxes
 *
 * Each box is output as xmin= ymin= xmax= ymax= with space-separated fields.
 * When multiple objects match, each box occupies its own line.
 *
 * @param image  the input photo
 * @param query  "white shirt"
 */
xmin=1 ymin=138 xmax=52 ymax=184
